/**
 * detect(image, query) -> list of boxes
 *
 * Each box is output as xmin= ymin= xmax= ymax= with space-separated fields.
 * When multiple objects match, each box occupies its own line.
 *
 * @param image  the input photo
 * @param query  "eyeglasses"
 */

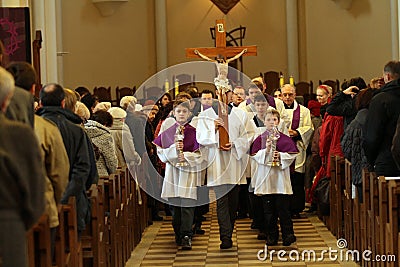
xmin=282 ymin=93 xmax=294 ymax=97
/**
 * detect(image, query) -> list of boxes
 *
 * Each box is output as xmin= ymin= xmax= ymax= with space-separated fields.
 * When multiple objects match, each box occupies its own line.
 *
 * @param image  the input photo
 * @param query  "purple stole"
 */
xmin=266 ymin=95 xmax=276 ymax=109
xmin=246 ymin=98 xmax=252 ymax=105
xmin=250 ymin=130 xmax=298 ymax=156
xmin=202 ymin=104 xmax=211 ymax=111
xmin=288 ymin=104 xmax=301 ymax=172
xmin=291 ymin=104 xmax=301 ymax=130
xmin=153 ymin=122 xmax=200 ymax=152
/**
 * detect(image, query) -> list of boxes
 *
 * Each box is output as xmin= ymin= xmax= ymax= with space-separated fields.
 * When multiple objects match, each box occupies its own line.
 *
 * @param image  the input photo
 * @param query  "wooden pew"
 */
xmin=27 ymin=168 xmax=151 ymax=267
xmin=130 ymin=165 xmax=144 ymax=247
xmin=102 ymin=174 xmax=123 ymax=267
xmin=377 ymin=176 xmax=389 ymax=260
xmin=329 ymin=155 xmax=337 ymax=234
xmin=97 ymin=179 xmax=107 ymax=267
xmin=343 ymin=159 xmax=353 ymax=248
xmin=133 ymin=163 xmax=150 ymax=236
xmin=114 ymin=172 xmax=125 ymax=267
xmin=27 ymin=213 xmax=52 ymax=267
xmin=330 ymin=156 xmax=345 ymax=238
xmin=119 ymin=168 xmax=131 ymax=260
xmin=370 ymin=172 xmax=379 ymax=256
xmin=385 ymin=179 xmax=400 ymax=267
xmin=352 ymin=182 xmax=362 ymax=253
xmin=54 ymin=204 xmax=67 ymax=267
xmin=124 ymin=167 xmax=136 ymax=252
xmin=55 ymin=197 xmax=83 ymax=267
xmin=361 ymin=168 xmax=371 ymax=257
xmin=81 ymin=183 xmax=105 ymax=267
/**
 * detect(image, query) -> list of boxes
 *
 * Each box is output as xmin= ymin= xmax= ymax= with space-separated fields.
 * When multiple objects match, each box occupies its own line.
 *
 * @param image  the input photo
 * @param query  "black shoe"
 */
xmin=282 ymin=234 xmax=296 ymax=246
xmin=251 ymin=221 xmax=261 ymax=230
xmin=220 ymin=238 xmax=233 ymax=249
xmin=266 ymin=235 xmax=278 ymax=246
xmin=291 ymin=213 xmax=301 ymax=219
xmin=305 ymin=205 xmax=317 ymax=213
xmin=257 ymin=232 xmax=267 ymax=240
xmin=181 ymin=236 xmax=192 ymax=250
xmin=237 ymin=213 xmax=248 ymax=219
xmin=152 ymin=215 xmax=163 ymax=221
xmin=195 ymin=228 xmax=205 ymax=235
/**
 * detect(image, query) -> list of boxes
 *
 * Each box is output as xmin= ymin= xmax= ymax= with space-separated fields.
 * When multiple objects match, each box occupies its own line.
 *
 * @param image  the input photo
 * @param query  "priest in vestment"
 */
xmin=281 ymin=84 xmax=314 ymax=216
xmin=196 ymin=101 xmax=256 ymax=249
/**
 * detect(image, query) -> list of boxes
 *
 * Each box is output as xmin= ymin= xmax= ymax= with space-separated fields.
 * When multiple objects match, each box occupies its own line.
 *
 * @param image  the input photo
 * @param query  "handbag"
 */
xmin=314 ymin=176 xmax=330 ymax=216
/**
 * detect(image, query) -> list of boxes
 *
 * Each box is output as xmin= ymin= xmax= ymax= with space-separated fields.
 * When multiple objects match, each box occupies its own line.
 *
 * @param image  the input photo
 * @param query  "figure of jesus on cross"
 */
xmin=186 ymin=19 xmax=257 ymax=149
xmin=194 ymin=48 xmax=247 ymax=95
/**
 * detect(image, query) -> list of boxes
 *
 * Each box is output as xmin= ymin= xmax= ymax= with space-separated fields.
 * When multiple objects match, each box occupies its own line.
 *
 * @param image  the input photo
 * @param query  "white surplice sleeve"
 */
xmin=279 ymin=152 xmax=297 ymax=169
xmin=157 ymin=144 xmax=179 ymax=165
xmin=196 ymin=110 xmax=218 ymax=146
xmin=183 ymin=146 xmax=207 ymax=168
xmin=231 ymin=109 xmax=257 ymax=160
xmin=297 ymin=106 xmax=314 ymax=148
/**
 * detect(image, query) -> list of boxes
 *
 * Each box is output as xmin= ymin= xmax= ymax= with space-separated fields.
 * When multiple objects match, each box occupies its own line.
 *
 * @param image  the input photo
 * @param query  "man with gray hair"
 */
xmin=0 ymin=66 xmax=45 ymax=266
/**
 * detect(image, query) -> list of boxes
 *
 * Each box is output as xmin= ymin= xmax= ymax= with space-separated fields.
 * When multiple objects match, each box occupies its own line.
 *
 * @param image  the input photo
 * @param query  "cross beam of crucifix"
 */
xmin=186 ymin=19 xmax=257 ymax=149
xmin=186 ymin=19 xmax=257 ymax=59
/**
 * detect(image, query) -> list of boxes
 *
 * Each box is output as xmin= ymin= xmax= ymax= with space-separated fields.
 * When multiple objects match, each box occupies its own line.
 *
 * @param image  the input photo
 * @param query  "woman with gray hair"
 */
xmin=108 ymin=107 xmax=141 ymax=168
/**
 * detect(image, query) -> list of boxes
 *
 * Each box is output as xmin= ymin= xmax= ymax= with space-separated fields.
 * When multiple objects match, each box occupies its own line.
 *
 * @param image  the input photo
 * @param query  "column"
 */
xmin=285 ymin=0 xmax=299 ymax=82
xmin=155 ymin=0 xmax=168 ymax=72
xmin=392 ymin=0 xmax=399 ymax=60
xmin=31 ymin=0 xmax=59 ymax=84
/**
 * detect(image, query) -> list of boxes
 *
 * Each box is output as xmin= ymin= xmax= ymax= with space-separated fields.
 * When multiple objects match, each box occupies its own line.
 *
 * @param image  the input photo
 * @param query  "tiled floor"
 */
xmin=126 ymin=203 xmax=359 ymax=267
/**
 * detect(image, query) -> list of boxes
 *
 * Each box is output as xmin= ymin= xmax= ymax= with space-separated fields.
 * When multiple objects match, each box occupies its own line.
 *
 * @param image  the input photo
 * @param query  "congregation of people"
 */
xmin=2 ymin=46 xmax=400 ymax=265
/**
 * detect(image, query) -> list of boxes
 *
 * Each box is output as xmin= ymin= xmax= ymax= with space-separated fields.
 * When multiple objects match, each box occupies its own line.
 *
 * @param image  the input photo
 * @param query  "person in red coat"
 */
xmin=319 ymin=114 xmax=344 ymax=177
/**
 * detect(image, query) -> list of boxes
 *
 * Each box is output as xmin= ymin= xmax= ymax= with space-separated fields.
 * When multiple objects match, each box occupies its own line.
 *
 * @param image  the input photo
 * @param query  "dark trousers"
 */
xmin=213 ymin=184 xmax=239 ymax=240
xmin=170 ymin=197 xmax=196 ymax=239
xmin=261 ymin=194 xmax=294 ymax=238
xmin=290 ymin=172 xmax=305 ymax=214
xmin=249 ymin=192 xmax=264 ymax=228
xmin=194 ymin=186 xmax=209 ymax=228
xmin=237 ymin=178 xmax=251 ymax=217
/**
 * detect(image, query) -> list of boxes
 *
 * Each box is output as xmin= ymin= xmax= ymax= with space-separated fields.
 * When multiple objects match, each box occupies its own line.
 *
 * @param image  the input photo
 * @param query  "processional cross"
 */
xmin=186 ymin=19 xmax=257 ymax=149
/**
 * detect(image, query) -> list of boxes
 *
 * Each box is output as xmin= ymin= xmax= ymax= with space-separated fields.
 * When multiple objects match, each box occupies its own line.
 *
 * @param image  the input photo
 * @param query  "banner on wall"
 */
xmin=0 ymin=7 xmax=31 ymax=64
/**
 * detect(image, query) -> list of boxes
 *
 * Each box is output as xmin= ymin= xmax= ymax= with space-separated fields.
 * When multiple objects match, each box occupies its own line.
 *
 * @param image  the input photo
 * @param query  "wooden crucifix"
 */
xmin=186 ymin=19 xmax=257 ymax=149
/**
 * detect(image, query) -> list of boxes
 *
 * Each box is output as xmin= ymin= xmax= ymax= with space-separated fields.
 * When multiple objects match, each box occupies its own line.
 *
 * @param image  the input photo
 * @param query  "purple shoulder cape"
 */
xmin=250 ymin=130 xmax=299 ymax=155
xmin=153 ymin=122 xmax=200 ymax=152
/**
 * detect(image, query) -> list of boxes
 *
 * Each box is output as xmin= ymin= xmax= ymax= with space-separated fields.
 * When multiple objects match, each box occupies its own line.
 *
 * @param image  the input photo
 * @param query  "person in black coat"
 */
xmin=392 ymin=116 xmax=400 ymax=169
xmin=326 ymin=77 xmax=367 ymax=129
xmin=363 ymin=61 xmax=400 ymax=176
xmin=37 ymin=84 xmax=92 ymax=232
xmin=341 ymin=88 xmax=376 ymax=201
